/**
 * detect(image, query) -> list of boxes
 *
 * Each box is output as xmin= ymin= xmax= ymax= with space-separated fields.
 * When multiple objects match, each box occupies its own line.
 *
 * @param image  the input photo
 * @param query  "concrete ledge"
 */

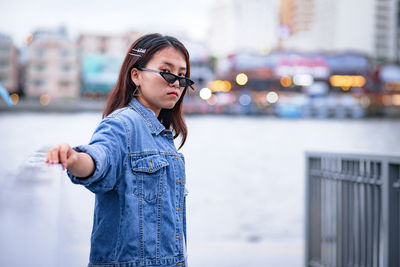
xmin=0 ymin=99 xmax=105 ymax=113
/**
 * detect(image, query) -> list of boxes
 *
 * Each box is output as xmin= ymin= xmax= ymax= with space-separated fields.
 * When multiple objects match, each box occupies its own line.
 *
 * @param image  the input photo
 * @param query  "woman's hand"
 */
xmin=45 ymin=143 xmax=78 ymax=170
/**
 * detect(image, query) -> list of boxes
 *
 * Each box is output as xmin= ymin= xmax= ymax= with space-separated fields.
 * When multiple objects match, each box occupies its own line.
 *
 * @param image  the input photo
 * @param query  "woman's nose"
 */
xmin=170 ymin=79 xmax=180 ymax=88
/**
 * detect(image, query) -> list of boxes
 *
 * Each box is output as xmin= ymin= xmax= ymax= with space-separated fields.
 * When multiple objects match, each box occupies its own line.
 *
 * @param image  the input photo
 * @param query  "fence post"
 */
xmin=382 ymin=159 xmax=400 ymax=267
xmin=305 ymin=152 xmax=400 ymax=267
xmin=305 ymin=153 xmax=311 ymax=267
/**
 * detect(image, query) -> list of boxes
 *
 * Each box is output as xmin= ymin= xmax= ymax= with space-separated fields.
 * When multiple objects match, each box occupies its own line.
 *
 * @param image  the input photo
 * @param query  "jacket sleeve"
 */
xmin=67 ymin=116 xmax=128 ymax=193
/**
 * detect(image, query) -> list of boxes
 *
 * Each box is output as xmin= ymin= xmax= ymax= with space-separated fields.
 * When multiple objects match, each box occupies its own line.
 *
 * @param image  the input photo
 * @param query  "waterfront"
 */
xmin=0 ymin=113 xmax=399 ymax=267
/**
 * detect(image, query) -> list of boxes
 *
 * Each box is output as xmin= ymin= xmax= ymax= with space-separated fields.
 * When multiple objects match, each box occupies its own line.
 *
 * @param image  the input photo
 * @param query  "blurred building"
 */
xmin=0 ymin=33 xmax=19 ymax=93
xmin=208 ymin=0 xmax=279 ymax=57
xmin=25 ymin=26 xmax=80 ymax=99
xmin=280 ymin=0 xmax=400 ymax=62
xmin=77 ymin=31 xmax=141 ymax=97
xmin=77 ymin=31 xmax=141 ymax=57
xmin=375 ymin=0 xmax=400 ymax=62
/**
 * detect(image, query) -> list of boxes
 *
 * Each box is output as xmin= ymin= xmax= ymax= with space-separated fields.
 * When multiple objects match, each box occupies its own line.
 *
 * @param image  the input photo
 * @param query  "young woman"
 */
xmin=45 ymin=33 xmax=194 ymax=267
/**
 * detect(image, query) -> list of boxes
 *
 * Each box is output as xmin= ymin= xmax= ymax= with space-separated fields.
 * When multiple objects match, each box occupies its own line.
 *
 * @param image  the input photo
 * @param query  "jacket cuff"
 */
xmin=67 ymin=144 xmax=108 ymax=186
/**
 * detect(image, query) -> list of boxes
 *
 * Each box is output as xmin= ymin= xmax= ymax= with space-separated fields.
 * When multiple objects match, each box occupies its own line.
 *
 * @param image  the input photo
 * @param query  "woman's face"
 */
xmin=131 ymin=46 xmax=187 ymax=116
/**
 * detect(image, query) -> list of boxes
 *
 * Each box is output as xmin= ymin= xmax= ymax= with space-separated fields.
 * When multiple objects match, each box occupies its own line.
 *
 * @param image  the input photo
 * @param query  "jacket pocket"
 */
xmin=131 ymin=154 xmax=169 ymax=201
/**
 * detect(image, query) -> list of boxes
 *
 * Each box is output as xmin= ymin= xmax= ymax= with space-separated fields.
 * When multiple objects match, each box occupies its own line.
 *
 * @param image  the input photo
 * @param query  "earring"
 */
xmin=133 ymin=85 xmax=140 ymax=96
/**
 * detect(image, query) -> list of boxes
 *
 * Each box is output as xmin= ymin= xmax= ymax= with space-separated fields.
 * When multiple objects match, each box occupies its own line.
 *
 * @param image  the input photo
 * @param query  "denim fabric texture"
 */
xmin=67 ymin=98 xmax=188 ymax=267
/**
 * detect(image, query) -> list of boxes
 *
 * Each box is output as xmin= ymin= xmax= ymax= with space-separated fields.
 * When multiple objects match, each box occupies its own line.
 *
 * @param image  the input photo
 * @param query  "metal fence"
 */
xmin=305 ymin=152 xmax=400 ymax=267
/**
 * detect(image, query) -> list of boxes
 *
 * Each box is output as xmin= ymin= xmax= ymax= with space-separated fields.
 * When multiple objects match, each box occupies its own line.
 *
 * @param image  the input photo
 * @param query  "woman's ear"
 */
xmin=130 ymin=68 xmax=140 ymax=87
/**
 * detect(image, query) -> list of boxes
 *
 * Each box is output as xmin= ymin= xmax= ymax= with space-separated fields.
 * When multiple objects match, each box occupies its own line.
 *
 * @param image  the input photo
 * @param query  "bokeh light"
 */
xmin=10 ymin=93 xmax=19 ymax=105
xmin=199 ymin=88 xmax=212 ymax=100
xmin=40 ymin=94 xmax=51 ymax=106
xmin=236 ymin=73 xmax=248 ymax=86
xmin=293 ymin=74 xmax=313 ymax=86
xmin=280 ymin=76 xmax=292 ymax=87
xmin=207 ymin=80 xmax=232 ymax=92
xmin=239 ymin=94 xmax=251 ymax=105
xmin=266 ymin=91 xmax=279 ymax=104
xmin=25 ymin=33 xmax=34 ymax=44
xmin=329 ymin=75 xmax=366 ymax=88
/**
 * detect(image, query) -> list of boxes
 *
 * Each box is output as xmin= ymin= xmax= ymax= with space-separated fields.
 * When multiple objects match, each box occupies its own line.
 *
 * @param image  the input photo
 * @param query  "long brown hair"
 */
xmin=103 ymin=33 xmax=193 ymax=149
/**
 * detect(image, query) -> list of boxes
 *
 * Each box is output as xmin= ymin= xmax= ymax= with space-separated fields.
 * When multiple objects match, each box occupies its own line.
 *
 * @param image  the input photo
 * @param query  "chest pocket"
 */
xmin=131 ymin=155 xmax=169 ymax=201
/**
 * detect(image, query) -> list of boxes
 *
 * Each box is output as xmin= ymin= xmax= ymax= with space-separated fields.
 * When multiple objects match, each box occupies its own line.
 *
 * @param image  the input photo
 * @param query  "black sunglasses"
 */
xmin=138 ymin=67 xmax=195 ymax=88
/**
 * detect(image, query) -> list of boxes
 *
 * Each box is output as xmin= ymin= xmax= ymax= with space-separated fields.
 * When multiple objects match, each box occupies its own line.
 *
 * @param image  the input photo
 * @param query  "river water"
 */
xmin=1 ymin=113 xmax=399 ymax=267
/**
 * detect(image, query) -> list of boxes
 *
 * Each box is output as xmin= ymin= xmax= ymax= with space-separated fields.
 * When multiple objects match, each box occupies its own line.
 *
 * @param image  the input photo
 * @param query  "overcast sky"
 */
xmin=0 ymin=0 xmax=214 ymax=46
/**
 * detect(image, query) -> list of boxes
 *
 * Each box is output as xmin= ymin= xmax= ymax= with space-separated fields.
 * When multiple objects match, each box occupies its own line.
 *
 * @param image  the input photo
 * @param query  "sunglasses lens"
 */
xmin=179 ymin=78 xmax=194 ymax=87
xmin=161 ymin=73 xmax=177 ymax=84
xmin=161 ymin=71 xmax=194 ymax=87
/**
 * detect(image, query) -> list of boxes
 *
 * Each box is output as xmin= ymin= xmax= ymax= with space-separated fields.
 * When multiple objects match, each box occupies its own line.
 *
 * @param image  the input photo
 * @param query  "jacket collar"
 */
xmin=128 ymin=97 xmax=165 ymax=135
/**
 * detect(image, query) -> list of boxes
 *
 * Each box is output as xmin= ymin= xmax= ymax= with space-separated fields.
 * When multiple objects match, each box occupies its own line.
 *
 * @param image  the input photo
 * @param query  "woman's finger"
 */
xmin=49 ymin=146 xmax=60 ymax=164
xmin=45 ymin=150 xmax=51 ymax=163
xmin=59 ymin=143 xmax=69 ymax=169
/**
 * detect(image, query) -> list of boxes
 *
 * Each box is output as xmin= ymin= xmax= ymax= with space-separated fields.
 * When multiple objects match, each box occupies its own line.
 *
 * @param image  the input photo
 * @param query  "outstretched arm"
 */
xmin=45 ymin=143 xmax=95 ymax=178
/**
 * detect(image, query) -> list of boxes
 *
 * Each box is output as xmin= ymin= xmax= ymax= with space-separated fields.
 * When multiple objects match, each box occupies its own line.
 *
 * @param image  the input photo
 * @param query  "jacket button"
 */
xmin=176 ymin=263 xmax=184 ymax=266
xmin=176 ymin=207 xmax=180 ymax=211
xmin=176 ymin=235 xmax=181 ymax=239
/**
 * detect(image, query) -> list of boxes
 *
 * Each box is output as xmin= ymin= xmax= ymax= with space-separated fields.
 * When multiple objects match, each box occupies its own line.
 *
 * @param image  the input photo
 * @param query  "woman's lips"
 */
xmin=167 ymin=92 xmax=179 ymax=97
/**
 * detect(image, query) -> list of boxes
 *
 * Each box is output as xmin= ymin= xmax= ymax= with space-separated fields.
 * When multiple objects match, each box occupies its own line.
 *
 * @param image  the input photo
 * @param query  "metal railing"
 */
xmin=305 ymin=152 xmax=400 ymax=267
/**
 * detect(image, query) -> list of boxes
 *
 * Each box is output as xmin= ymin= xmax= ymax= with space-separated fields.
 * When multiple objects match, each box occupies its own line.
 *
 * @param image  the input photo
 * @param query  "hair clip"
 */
xmin=132 ymin=48 xmax=146 ymax=53
xmin=129 ymin=53 xmax=141 ymax=57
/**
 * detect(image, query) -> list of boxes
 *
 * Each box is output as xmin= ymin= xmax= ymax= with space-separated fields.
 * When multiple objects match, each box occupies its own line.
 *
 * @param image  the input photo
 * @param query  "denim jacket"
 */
xmin=67 ymin=98 xmax=188 ymax=267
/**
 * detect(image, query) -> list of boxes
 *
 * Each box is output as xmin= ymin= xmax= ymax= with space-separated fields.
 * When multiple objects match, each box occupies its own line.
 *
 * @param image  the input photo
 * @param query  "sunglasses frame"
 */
xmin=138 ymin=67 xmax=195 ymax=89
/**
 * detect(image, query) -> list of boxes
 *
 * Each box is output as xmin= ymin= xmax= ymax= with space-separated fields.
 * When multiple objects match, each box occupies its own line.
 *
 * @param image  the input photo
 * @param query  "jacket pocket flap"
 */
xmin=132 ymin=155 xmax=169 ymax=173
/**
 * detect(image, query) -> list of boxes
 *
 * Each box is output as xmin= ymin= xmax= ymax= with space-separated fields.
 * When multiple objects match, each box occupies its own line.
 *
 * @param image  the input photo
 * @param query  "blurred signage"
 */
xmin=275 ymin=55 xmax=329 ymax=78
xmin=329 ymin=75 xmax=366 ymax=88
xmin=82 ymin=55 xmax=123 ymax=93
xmin=207 ymin=80 xmax=232 ymax=92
